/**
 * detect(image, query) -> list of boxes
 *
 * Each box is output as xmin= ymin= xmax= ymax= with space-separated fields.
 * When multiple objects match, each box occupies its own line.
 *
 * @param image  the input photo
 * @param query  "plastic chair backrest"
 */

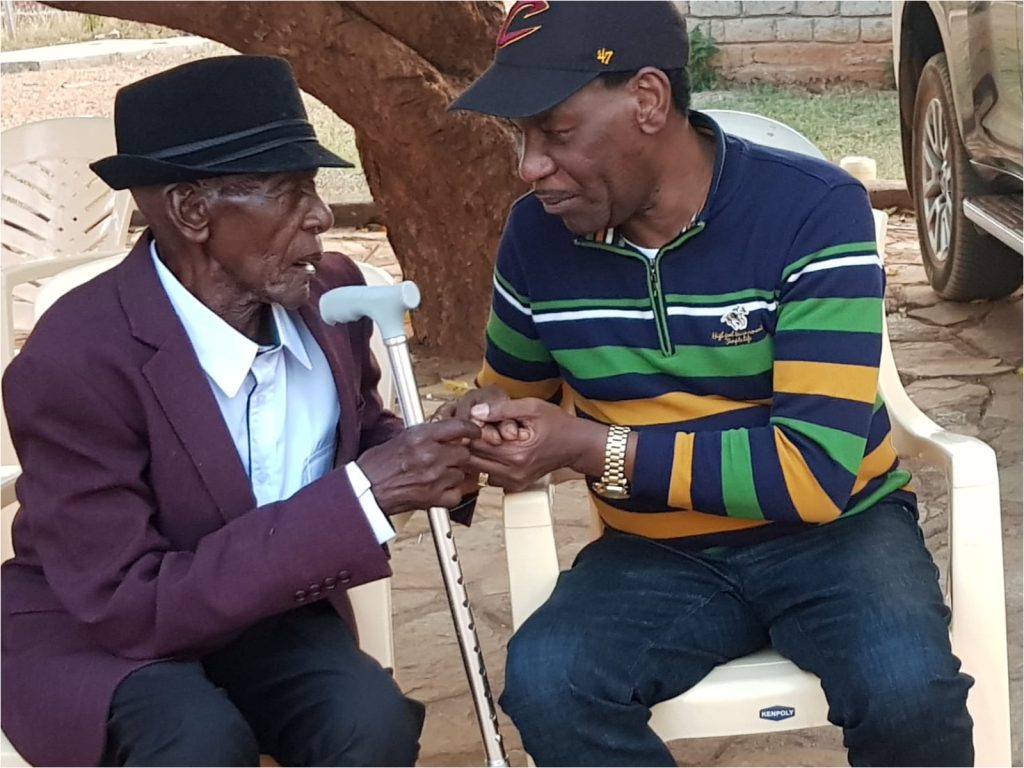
xmin=702 ymin=109 xmax=827 ymax=160
xmin=1 ymin=117 xmax=134 ymax=265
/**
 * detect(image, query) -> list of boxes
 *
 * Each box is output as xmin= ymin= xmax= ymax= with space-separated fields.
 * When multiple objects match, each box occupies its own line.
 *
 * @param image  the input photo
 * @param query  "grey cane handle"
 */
xmin=319 ymin=282 xmax=420 ymax=340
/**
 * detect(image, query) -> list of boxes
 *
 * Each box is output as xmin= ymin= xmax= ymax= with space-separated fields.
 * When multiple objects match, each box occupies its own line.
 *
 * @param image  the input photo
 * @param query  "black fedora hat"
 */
xmin=91 ymin=55 xmax=352 ymax=190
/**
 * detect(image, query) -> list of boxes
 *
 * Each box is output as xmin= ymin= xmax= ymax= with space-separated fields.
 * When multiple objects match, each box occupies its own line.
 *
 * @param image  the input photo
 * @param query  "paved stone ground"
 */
xmin=326 ymin=214 xmax=1023 ymax=767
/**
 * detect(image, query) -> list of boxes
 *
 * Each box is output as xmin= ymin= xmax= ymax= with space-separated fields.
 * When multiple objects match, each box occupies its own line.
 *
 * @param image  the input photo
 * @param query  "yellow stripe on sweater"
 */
xmin=592 ymin=496 xmax=768 ymax=539
xmin=852 ymin=437 xmax=899 ymax=494
xmin=668 ymin=432 xmax=695 ymax=510
xmin=773 ymin=428 xmax=843 ymax=522
xmin=573 ymin=390 xmax=762 ymax=426
xmin=774 ymin=361 xmax=878 ymax=404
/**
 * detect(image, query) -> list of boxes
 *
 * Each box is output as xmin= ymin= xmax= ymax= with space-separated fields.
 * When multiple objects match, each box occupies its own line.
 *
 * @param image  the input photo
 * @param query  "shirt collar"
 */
xmin=150 ymin=240 xmax=313 ymax=397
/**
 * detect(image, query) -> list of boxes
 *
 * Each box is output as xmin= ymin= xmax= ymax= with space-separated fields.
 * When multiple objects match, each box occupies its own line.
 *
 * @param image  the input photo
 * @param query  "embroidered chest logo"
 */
xmin=712 ymin=304 xmax=765 ymax=345
xmin=496 ymin=0 xmax=550 ymax=48
xmin=720 ymin=305 xmax=748 ymax=331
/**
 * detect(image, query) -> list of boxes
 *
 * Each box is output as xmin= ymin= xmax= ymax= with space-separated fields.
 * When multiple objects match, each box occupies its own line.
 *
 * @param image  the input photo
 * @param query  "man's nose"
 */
xmin=308 ymin=195 xmax=334 ymax=233
xmin=518 ymin=136 xmax=555 ymax=184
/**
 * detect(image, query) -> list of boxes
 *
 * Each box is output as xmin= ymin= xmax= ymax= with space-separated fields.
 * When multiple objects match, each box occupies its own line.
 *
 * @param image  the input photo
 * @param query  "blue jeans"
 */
xmin=500 ymin=499 xmax=973 ymax=766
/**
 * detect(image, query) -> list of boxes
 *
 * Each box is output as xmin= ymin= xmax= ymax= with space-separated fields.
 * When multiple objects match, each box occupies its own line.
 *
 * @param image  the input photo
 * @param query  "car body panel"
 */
xmin=893 ymin=0 xmax=1023 ymax=182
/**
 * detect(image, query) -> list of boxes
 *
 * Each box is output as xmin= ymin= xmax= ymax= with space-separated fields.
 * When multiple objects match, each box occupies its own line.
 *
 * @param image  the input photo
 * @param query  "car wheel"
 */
xmin=910 ymin=53 xmax=1022 ymax=299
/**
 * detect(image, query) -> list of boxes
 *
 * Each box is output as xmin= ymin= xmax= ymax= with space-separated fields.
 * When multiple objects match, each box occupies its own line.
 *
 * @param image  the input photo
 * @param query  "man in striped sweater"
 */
xmin=445 ymin=2 xmax=973 ymax=766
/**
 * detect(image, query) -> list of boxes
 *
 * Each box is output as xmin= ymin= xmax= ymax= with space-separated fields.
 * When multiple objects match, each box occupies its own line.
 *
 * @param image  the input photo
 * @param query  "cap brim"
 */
xmin=91 ymin=141 xmax=353 ymax=190
xmin=450 ymin=62 xmax=599 ymax=119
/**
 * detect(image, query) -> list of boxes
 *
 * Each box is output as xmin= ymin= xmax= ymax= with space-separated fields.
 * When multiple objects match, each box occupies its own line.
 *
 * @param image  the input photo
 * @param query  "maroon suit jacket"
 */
xmin=1 ymin=235 xmax=404 ymax=766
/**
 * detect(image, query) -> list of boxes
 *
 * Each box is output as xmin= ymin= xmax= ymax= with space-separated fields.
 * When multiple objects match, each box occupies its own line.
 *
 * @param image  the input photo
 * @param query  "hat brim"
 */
xmin=91 ymin=140 xmax=353 ymax=190
xmin=450 ymin=62 xmax=599 ymax=119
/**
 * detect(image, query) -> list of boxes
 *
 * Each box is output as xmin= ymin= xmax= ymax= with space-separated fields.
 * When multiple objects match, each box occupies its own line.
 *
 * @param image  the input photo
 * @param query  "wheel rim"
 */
xmin=920 ymin=97 xmax=953 ymax=264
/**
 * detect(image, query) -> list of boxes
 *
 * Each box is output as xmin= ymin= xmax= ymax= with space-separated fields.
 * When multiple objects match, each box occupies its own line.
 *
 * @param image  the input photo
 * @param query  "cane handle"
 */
xmin=319 ymin=282 xmax=420 ymax=340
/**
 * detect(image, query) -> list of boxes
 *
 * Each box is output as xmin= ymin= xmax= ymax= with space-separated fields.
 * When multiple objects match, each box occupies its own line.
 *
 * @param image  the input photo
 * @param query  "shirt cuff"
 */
xmin=344 ymin=462 xmax=396 ymax=545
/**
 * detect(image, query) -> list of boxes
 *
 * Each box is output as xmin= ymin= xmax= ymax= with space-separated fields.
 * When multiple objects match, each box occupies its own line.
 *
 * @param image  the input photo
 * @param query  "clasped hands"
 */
xmin=432 ymin=385 xmax=602 ymax=493
xmin=356 ymin=385 xmax=602 ymax=517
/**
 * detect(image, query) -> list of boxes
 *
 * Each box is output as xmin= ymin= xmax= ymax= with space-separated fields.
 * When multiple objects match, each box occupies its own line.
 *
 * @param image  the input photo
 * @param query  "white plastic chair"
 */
xmin=702 ymin=109 xmax=827 ymax=160
xmin=1 ymin=256 xmax=402 ymax=767
xmin=502 ymin=117 xmax=1011 ymax=766
xmin=1 ymin=117 xmax=135 ymax=368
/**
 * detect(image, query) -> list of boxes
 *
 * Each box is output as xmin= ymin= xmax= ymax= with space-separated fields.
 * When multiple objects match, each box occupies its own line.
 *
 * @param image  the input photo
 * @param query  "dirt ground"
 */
xmin=3 ymin=53 xmax=1021 ymax=767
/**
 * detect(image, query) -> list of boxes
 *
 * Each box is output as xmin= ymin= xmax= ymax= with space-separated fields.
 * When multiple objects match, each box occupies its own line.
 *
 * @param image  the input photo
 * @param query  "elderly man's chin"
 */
xmin=269 ymin=278 xmax=313 ymax=311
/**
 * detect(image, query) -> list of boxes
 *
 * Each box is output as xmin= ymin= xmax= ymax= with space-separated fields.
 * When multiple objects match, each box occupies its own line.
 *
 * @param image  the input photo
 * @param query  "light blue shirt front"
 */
xmin=150 ymin=241 xmax=394 ymax=543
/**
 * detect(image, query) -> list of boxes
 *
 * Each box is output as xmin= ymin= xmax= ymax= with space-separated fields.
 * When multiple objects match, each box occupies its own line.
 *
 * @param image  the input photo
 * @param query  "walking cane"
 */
xmin=320 ymin=281 xmax=510 ymax=768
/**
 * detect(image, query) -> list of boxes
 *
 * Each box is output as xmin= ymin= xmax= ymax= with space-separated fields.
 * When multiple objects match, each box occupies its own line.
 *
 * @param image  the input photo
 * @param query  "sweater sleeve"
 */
xmin=631 ymin=183 xmax=885 ymax=522
xmin=477 ymin=214 xmax=564 ymax=401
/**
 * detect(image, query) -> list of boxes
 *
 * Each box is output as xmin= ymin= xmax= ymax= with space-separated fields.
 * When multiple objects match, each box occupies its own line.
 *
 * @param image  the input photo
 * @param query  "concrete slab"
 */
xmin=0 ymin=36 xmax=219 ymax=73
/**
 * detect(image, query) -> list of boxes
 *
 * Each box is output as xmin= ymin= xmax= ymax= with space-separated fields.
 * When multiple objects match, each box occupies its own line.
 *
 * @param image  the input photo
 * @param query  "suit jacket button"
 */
xmin=324 ymin=576 xmax=338 ymax=590
xmin=294 ymin=589 xmax=307 ymax=602
xmin=308 ymin=583 xmax=322 ymax=597
xmin=337 ymin=570 xmax=352 ymax=585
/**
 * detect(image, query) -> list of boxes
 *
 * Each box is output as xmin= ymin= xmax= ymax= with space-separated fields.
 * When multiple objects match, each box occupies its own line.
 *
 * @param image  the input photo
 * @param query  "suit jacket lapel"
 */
xmin=116 ymin=234 xmax=256 ymax=523
xmin=299 ymin=303 xmax=361 ymax=463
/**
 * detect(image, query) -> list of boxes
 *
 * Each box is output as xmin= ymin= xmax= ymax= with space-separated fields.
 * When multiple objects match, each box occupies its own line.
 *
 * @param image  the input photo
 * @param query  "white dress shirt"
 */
xmin=150 ymin=241 xmax=394 ymax=544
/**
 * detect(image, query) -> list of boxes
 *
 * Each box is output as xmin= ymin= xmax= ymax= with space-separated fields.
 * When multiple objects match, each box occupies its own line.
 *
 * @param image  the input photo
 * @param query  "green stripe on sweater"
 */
xmin=486 ymin=312 xmax=553 ymax=363
xmin=553 ymin=338 xmax=774 ymax=380
xmin=781 ymin=241 xmax=877 ymax=281
xmin=772 ymin=416 xmax=867 ymax=476
xmin=777 ymin=297 xmax=883 ymax=334
xmin=721 ymin=430 xmax=764 ymax=519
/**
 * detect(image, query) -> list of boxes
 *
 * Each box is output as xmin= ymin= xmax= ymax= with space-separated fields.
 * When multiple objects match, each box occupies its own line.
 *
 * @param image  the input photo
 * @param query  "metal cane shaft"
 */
xmin=385 ymin=337 xmax=509 ymax=767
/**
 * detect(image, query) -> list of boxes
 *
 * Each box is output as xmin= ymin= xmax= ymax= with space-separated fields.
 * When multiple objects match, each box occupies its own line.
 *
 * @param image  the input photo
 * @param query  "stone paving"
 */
xmin=323 ymin=214 xmax=1023 ymax=767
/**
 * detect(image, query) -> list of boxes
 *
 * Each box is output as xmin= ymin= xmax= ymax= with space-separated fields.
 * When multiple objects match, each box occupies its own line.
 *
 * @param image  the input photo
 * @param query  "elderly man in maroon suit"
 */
xmin=1 ymin=56 xmax=480 ymax=767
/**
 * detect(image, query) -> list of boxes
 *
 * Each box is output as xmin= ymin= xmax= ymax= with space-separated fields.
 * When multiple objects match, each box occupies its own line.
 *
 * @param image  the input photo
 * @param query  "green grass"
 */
xmin=692 ymin=85 xmax=903 ymax=179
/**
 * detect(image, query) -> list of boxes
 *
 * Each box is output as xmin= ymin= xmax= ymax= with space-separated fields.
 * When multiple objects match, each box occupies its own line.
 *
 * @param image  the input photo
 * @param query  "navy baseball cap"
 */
xmin=450 ymin=1 xmax=689 ymax=119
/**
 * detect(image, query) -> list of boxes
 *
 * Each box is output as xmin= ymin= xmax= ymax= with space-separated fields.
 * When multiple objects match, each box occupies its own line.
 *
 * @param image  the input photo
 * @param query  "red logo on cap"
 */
xmin=496 ymin=0 xmax=550 ymax=48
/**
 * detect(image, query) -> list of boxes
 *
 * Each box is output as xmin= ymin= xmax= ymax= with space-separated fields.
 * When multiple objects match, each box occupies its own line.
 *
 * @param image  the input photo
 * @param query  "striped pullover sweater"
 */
xmin=478 ymin=111 xmax=913 ymax=549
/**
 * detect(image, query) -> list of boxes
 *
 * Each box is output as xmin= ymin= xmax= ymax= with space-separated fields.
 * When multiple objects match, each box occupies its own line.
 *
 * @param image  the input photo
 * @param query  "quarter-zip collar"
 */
xmin=568 ymin=110 xmax=729 ymax=356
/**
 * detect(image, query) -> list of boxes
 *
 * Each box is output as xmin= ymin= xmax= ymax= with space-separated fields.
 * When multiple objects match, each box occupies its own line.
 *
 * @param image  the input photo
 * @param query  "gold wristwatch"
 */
xmin=590 ymin=424 xmax=632 ymax=500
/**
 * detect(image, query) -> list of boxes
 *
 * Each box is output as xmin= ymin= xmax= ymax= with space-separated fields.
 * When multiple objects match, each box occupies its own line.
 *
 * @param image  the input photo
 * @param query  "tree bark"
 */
xmin=47 ymin=1 xmax=524 ymax=357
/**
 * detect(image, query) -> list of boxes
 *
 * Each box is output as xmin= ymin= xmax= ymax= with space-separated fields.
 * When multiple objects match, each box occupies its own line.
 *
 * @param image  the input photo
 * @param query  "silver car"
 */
xmin=892 ymin=0 xmax=1022 ymax=299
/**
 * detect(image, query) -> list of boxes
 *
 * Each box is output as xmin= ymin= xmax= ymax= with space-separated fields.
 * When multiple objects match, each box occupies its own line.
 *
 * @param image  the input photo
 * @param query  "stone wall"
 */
xmin=680 ymin=1 xmax=893 ymax=86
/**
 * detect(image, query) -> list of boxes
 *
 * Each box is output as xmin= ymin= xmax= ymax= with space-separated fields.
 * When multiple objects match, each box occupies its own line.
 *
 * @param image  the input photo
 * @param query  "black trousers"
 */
xmin=102 ymin=602 xmax=425 ymax=767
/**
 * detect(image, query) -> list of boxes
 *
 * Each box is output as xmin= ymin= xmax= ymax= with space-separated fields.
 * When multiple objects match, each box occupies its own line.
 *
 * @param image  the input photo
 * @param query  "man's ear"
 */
xmin=633 ymin=67 xmax=672 ymax=135
xmin=166 ymin=183 xmax=211 ymax=244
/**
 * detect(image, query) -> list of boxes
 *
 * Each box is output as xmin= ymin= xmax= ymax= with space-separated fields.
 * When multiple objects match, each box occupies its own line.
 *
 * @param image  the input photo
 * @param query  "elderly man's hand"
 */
xmin=430 ymin=384 xmax=519 ymax=445
xmin=357 ymin=420 xmax=482 ymax=515
xmin=465 ymin=398 xmax=607 ymax=492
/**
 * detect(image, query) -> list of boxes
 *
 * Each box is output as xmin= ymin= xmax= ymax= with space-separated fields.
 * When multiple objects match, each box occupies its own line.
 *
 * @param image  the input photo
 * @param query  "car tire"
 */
xmin=910 ymin=53 xmax=1022 ymax=300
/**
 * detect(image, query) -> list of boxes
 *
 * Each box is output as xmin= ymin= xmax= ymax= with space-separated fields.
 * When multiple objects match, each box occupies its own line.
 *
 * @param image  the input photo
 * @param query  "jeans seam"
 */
xmin=621 ymin=587 xmax=733 ymax=706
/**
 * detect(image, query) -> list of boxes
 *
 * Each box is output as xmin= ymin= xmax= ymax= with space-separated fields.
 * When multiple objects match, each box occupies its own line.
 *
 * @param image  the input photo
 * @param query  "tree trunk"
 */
xmin=47 ymin=1 xmax=525 ymax=357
